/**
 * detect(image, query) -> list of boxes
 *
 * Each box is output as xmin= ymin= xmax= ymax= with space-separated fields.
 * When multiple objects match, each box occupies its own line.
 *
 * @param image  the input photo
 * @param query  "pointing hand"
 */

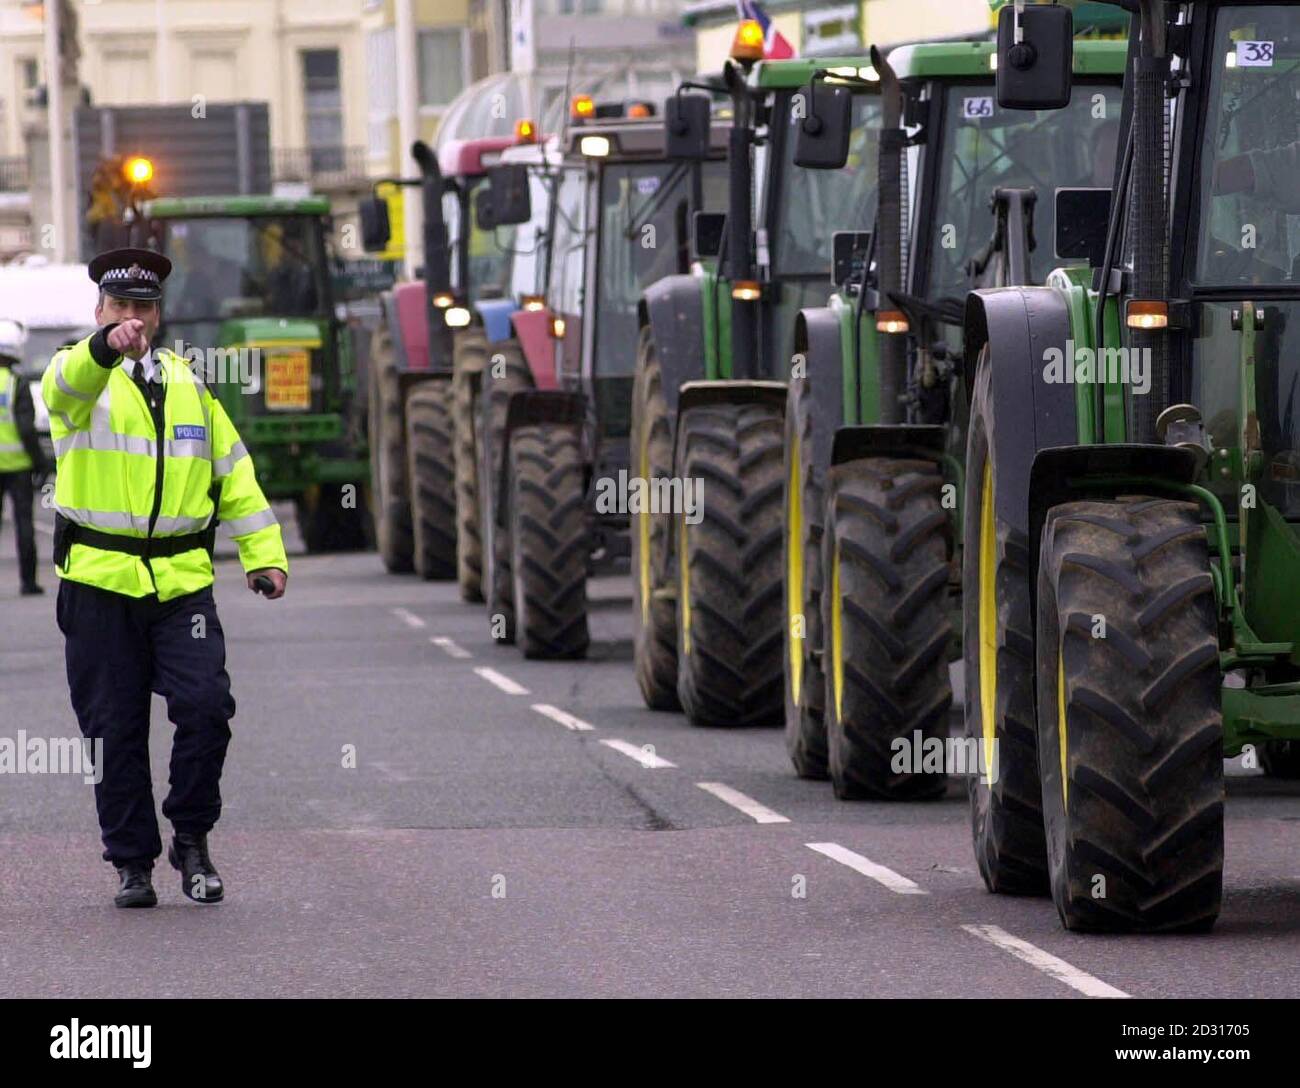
xmin=107 ymin=319 xmax=150 ymax=359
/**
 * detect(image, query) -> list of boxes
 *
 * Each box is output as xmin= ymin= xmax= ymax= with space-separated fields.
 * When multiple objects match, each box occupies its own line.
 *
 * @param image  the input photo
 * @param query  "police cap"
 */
xmin=88 ymin=247 xmax=172 ymax=302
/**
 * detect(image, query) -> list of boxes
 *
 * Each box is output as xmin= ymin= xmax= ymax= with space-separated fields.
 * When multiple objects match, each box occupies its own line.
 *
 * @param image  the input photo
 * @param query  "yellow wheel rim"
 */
xmin=978 ymin=461 xmax=998 ymax=783
xmin=679 ymin=516 xmax=692 ymax=656
xmin=1057 ymin=645 xmax=1068 ymax=807
xmin=831 ymin=541 xmax=844 ymax=722
xmin=787 ymin=436 xmax=804 ymax=704
xmin=637 ymin=414 xmax=653 ymax=625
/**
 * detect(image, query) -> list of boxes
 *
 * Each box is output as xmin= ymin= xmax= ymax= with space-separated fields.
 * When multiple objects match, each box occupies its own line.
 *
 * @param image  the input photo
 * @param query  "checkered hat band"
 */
xmin=102 ymin=266 xmax=159 ymax=284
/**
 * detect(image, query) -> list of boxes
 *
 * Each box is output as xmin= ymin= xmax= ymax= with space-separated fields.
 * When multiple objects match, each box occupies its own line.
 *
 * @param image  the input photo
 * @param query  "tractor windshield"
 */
xmin=1190 ymin=5 xmax=1300 ymax=517
xmin=594 ymin=159 xmax=728 ymax=375
xmin=772 ymin=91 xmax=881 ymax=278
xmin=162 ymin=214 xmax=329 ymax=324
xmin=926 ymin=81 xmax=1121 ymax=301
xmin=1195 ymin=5 xmax=1300 ymax=285
xmin=442 ymin=180 xmax=517 ymax=304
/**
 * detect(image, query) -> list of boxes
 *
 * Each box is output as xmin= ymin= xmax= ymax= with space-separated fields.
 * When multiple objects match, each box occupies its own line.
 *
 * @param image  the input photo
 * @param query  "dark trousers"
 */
xmin=0 ymin=469 xmax=37 ymax=588
xmin=57 ymin=580 xmax=236 ymax=866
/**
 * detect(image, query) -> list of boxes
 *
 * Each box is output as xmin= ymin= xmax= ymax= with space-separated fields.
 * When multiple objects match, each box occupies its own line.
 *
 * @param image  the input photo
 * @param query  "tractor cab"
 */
xmin=960 ymin=0 xmax=1300 ymax=934
xmin=144 ymin=195 xmax=369 ymax=551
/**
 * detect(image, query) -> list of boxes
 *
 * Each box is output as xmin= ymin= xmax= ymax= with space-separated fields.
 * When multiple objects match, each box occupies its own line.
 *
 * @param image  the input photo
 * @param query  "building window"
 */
xmin=301 ymin=49 xmax=344 ymax=172
xmin=20 ymin=57 xmax=39 ymax=93
xmin=804 ymin=4 xmax=862 ymax=54
xmin=418 ymin=28 xmax=467 ymax=109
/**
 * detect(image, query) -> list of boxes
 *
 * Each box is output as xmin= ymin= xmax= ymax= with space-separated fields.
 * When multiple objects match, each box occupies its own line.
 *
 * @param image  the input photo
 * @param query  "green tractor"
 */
xmin=634 ymin=38 xmax=884 ymax=725
xmin=144 ymin=195 xmax=372 ymax=551
xmin=782 ymin=30 xmax=1126 ymax=800
xmin=484 ymin=106 xmax=728 ymax=658
xmin=965 ymin=0 xmax=1300 ymax=931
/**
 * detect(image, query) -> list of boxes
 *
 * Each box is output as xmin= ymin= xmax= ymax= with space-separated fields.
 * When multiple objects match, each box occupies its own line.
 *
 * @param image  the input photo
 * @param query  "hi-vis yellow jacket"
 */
xmin=43 ymin=330 xmax=287 ymax=601
xmin=0 ymin=365 xmax=33 ymax=473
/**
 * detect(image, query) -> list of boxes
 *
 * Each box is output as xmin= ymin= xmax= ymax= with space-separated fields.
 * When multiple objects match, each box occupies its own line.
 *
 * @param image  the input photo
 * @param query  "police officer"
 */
xmin=0 ymin=319 xmax=46 ymax=595
xmin=43 ymin=248 xmax=289 ymax=908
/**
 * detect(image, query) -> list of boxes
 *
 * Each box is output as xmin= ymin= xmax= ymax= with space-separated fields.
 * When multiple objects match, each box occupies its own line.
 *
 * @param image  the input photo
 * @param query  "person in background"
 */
xmin=0 ymin=318 xmax=46 ymax=595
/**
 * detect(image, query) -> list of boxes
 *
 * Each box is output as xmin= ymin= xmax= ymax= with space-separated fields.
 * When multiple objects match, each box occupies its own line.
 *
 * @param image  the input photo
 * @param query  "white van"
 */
xmin=0 ymin=259 xmax=100 ymax=445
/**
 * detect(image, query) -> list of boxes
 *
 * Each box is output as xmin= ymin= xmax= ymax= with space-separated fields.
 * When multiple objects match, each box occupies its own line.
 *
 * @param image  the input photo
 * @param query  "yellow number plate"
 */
xmin=265 ymin=350 xmax=311 ymax=411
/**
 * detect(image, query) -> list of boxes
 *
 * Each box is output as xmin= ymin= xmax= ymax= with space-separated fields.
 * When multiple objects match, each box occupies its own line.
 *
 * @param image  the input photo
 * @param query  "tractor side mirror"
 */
xmin=1055 ymin=187 xmax=1111 ymax=264
xmin=692 ymin=211 xmax=726 ymax=260
xmin=359 ymin=195 xmax=390 ymax=252
xmin=793 ymin=81 xmax=852 ymax=170
xmin=485 ymin=163 xmax=532 ymax=227
xmin=666 ymin=93 xmax=712 ymax=161
xmin=832 ymin=230 xmax=872 ymax=288
xmin=996 ymin=3 xmax=1073 ymax=110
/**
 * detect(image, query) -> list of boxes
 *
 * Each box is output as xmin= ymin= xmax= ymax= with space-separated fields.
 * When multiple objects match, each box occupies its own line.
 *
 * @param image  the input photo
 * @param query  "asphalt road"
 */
xmin=1 ymin=506 xmax=1298 ymax=999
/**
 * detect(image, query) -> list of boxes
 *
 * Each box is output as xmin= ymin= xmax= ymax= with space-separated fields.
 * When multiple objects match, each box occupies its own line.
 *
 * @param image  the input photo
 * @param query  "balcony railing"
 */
xmin=0 ymin=158 xmax=29 ymax=193
xmin=272 ymin=146 xmax=368 ymax=188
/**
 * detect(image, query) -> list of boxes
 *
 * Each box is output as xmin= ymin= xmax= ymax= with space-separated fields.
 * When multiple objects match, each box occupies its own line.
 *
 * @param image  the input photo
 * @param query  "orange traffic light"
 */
xmin=124 ymin=156 xmax=154 ymax=185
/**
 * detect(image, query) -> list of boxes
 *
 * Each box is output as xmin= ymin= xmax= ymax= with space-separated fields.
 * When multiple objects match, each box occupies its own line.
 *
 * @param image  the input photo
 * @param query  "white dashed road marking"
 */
xmin=473 ymin=666 xmax=530 ymax=695
xmin=600 ymin=739 xmax=675 ymax=768
xmin=391 ymin=607 xmax=425 ymax=629
xmin=532 ymin=704 xmax=595 ymax=732
xmin=961 ymin=924 xmax=1130 ymax=998
xmin=430 ymin=636 xmax=471 ymax=659
xmin=806 ymin=842 xmax=927 ymax=895
xmin=696 ymin=782 xmax=789 ymax=824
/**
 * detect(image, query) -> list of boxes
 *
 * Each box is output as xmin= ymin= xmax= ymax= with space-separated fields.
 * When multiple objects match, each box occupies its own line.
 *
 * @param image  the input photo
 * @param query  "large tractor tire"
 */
xmin=821 ymin=457 xmax=952 ymax=800
xmin=1036 ymin=496 xmax=1223 ymax=932
xmin=630 ymin=329 xmax=680 ymax=709
xmin=962 ymin=350 xmax=1048 ymax=894
xmin=368 ymin=321 xmax=414 ymax=572
xmin=675 ymin=400 xmax=784 ymax=727
xmin=479 ymin=345 xmax=534 ymax=644
xmin=453 ymin=331 xmax=488 ymax=602
xmin=404 ymin=381 xmax=458 ymax=580
xmin=507 ymin=424 xmax=590 ymax=659
xmin=297 ymin=483 xmax=371 ymax=553
xmin=783 ymin=370 xmax=827 ymax=777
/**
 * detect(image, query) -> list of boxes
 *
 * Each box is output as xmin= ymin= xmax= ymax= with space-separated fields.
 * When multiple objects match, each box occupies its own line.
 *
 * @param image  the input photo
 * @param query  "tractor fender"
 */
xmin=641 ymin=274 xmax=707 ymax=424
xmin=793 ymin=306 xmax=844 ymax=477
xmin=962 ymin=286 xmax=1077 ymax=536
xmin=509 ymin=308 xmax=557 ymax=390
xmin=393 ymin=281 xmax=431 ymax=371
xmin=497 ymin=389 xmax=587 ymax=527
xmin=1026 ymin=443 xmax=1201 ymax=613
xmin=830 ymin=424 xmax=947 ymax=466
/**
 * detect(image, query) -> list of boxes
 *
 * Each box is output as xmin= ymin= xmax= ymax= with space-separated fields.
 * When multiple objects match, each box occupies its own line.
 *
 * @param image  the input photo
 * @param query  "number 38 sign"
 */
xmin=1236 ymin=41 xmax=1275 ymax=67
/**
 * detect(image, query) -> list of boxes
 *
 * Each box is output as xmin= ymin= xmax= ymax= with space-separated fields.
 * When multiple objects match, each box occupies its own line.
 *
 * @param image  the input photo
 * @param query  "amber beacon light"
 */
xmin=731 ymin=19 xmax=765 ymax=63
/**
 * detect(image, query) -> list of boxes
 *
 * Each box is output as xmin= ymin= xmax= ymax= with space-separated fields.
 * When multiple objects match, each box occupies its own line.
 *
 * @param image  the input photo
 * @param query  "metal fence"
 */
xmin=273 ymin=146 xmax=368 ymax=188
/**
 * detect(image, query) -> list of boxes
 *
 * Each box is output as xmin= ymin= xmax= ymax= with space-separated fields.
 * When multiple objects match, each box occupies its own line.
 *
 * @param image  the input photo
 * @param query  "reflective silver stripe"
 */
xmin=54 ymin=358 xmax=95 ymax=402
xmin=167 ymin=439 xmax=209 ymax=459
xmin=56 ymin=506 xmax=150 ymax=533
xmin=56 ymin=506 xmax=210 ymax=537
xmin=154 ymin=514 xmax=212 ymax=535
xmin=224 ymin=508 xmax=277 ymax=536
xmin=55 ymin=412 xmax=76 ymax=432
xmin=212 ymin=441 xmax=248 ymax=478
xmin=54 ymin=431 xmax=154 ymax=458
xmin=0 ymin=442 xmax=24 ymax=453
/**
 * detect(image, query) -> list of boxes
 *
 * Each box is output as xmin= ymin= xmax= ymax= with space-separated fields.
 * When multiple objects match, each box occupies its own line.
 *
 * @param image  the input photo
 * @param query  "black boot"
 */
xmin=168 ymin=832 xmax=224 ymax=903
xmin=20 ymin=583 xmax=43 ymax=596
xmin=114 ymin=862 xmax=157 ymax=908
